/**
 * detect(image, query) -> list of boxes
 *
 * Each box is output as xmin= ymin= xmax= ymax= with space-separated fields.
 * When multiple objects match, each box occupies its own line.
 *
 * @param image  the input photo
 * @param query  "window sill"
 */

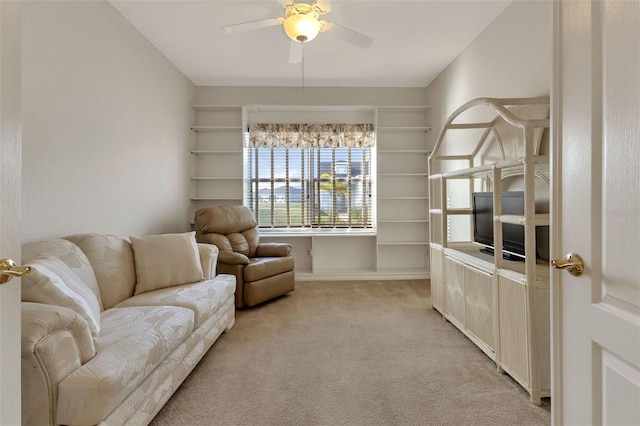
xmin=258 ymin=228 xmax=377 ymax=237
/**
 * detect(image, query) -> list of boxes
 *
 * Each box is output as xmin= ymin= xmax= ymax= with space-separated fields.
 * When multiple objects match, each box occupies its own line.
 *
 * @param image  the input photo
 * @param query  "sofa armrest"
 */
xmin=22 ymin=302 xmax=95 ymax=426
xmin=256 ymin=242 xmax=292 ymax=257
xmin=197 ymin=243 xmax=219 ymax=280
xmin=218 ymin=251 xmax=250 ymax=265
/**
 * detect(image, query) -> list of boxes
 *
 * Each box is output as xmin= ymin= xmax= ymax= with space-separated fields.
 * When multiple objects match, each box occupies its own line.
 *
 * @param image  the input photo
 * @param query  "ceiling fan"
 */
xmin=222 ymin=1 xmax=373 ymax=63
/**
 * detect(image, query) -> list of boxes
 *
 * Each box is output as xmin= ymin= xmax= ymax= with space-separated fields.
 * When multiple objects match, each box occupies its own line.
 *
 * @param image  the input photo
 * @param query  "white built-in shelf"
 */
xmin=190 ymin=125 xmax=242 ymax=132
xmin=189 ymin=105 xmax=243 ymax=111
xmin=377 ymin=105 xmax=431 ymax=112
xmin=379 ymin=196 xmax=428 ymax=200
xmin=378 ymin=149 xmax=431 ymax=154
xmin=191 ymin=197 xmax=243 ymax=201
xmin=379 ymin=173 xmax=429 ymax=177
xmin=376 ymin=267 xmax=429 ymax=276
xmin=190 ymin=177 xmax=242 ymax=181
xmin=377 ymin=126 xmax=431 ymax=133
xmin=377 ymin=241 xmax=429 ymax=246
xmin=190 ymin=150 xmax=242 ymax=155
xmin=378 ymin=219 xmax=428 ymax=223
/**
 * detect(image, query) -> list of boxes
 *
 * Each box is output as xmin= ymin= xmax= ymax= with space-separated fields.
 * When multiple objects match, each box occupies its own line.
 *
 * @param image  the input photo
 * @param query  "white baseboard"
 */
xmin=295 ymin=271 xmax=430 ymax=281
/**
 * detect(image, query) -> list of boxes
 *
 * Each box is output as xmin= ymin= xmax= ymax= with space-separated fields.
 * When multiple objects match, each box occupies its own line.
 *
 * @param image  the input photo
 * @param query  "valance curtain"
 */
xmin=248 ymin=123 xmax=375 ymax=148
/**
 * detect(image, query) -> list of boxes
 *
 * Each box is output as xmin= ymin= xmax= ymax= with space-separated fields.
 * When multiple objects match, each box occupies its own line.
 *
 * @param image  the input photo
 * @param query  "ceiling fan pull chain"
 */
xmin=301 ymin=42 xmax=305 ymax=90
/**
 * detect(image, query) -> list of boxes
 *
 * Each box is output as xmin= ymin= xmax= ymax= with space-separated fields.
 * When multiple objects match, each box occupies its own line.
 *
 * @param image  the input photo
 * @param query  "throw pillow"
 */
xmin=130 ymin=232 xmax=204 ymax=295
xmin=22 ymin=256 xmax=102 ymax=343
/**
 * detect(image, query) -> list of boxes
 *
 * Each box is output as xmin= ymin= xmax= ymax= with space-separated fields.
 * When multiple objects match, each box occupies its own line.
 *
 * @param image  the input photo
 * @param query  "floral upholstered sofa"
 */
xmin=20 ymin=232 xmax=235 ymax=426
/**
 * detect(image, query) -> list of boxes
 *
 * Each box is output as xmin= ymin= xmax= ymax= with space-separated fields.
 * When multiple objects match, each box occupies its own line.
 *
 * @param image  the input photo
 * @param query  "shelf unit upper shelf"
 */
xmin=379 ymin=173 xmax=429 ymax=177
xmin=430 ymin=156 xmax=549 ymax=181
xmin=191 ymin=197 xmax=243 ymax=201
xmin=190 ymin=177 xmax=242 ymax=180
xmin=376 ymin=105 xmax=432 ymax=112
xmin=378 ymin=219 xmax=429 ymax=223
xmin=190 ymin=126 xmax=242 ymax=132
xmin=190 ymin=150 xmax=242 ymax=155
xmin=378 ymin=241 xmax=430 ymax=246
xmin=378 ymin=149 xmax=431 ymax=154
xmin=377 ymin=126 xmax=431 ymax=133
xmin=189 ymin=105 xmax=243 ymax=111
xmin=379 ymin=196 xmax=428 ymax=200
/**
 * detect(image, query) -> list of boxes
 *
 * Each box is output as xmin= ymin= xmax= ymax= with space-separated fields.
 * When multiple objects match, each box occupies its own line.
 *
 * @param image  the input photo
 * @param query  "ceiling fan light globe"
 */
xmin=283 ymin=14 xmax=320 ymax=43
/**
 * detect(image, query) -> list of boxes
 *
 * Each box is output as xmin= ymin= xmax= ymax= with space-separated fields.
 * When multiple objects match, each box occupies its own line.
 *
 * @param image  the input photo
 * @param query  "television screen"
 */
xmin=472 ymin=191 xmax=526 ymax=258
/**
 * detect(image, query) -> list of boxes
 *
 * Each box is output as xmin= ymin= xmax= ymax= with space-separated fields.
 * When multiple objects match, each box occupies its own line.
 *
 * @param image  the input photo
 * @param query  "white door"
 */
xmin=553 ymin=0 xmax=640 ymax=424
xmin=0 ymin=2 xmax=23 ymax=424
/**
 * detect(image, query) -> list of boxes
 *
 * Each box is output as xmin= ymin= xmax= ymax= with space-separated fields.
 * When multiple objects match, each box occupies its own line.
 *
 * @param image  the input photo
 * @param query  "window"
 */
xmin=245 ymin=123 xmax=375 ymax=231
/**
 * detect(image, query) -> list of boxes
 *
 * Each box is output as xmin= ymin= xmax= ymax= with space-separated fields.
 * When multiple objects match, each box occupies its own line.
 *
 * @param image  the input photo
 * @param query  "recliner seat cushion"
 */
xmin=243 ymin=257 xmax=295 ymax=282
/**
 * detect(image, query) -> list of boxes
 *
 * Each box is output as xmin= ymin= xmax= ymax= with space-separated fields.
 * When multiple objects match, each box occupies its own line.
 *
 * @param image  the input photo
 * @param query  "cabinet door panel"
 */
xmin=445 ymin=257 xmax=465 ymax=324
xmin=498 ymin=275 xmax=530 ymax=385
xmin=465 ymin=266 xmax=494 ymax=349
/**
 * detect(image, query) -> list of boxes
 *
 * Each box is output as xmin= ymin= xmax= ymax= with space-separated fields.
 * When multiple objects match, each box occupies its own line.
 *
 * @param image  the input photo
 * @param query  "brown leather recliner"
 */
xmin=193 ymin=205 xmax=295 ymax=308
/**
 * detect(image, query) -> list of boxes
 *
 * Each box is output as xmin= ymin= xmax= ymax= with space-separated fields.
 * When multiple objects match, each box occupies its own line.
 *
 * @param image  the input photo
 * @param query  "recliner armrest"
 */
xmin=256 ymin=242 xmax=292 ymax=257
xmin=218 ymin=251 xmax=250 ymax=265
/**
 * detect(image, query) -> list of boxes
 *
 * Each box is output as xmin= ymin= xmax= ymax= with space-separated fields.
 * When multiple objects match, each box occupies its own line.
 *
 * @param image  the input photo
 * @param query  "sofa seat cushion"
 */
xmin=244 ymin=257 xmax=295 ymax=282
xmin=113 ymin=275 xmax=236 ymax=328
xmin=56 ymin=306 xmax=194 ymax=426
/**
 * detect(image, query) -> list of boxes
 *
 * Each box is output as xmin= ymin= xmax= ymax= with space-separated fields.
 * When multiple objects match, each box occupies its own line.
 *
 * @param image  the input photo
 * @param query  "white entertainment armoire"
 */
xmin=428 ymin=97 xmax=551 ymax=405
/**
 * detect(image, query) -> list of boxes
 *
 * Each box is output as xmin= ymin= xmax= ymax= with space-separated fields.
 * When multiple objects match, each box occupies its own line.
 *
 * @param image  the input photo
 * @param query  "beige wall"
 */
xmin=425 ymin=0 xmax=552 ymax=135
xmin=18 ymin=0 xmax=550 ymax=245
xmin=21 ymin=1 xmax=195 ymax=243
xmin=424 ymin=0 xmax=552 ymax=243
xmin=1 ymin=1 xmax=23 ymax=423
xmin=192 ymin=86 xmax=427 ymax=107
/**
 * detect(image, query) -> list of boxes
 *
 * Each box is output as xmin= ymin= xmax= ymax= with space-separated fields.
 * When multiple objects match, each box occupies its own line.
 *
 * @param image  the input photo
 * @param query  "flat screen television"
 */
xmin=472 ymin=191 xmax=526 ymax=260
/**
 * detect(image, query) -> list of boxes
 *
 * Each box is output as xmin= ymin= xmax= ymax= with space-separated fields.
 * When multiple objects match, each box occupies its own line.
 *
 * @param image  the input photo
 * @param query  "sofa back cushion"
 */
xmin=22 ymin=239 xmax=103 ymax=310
xmin=65 ymin=234 xmax=137 ymax=309
xmin=130 ymin=232 xmax=205 ymax=295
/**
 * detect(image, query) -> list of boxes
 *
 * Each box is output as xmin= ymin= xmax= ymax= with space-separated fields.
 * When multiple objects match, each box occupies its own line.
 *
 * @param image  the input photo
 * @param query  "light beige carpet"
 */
xmin=150 ymin=280 xmax=551 ymax=425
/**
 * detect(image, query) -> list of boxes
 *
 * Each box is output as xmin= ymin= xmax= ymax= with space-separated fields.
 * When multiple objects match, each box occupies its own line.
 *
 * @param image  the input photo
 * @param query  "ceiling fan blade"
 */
xmin=321 ymin=21 xmax=373 ymax=49
xmin=288 ymin=41 xmax=303 ymax=64
xmin=221 ymin=18 xmax=282 ymax=35
xmin=315 ymin=0 xmax=332 ymax=13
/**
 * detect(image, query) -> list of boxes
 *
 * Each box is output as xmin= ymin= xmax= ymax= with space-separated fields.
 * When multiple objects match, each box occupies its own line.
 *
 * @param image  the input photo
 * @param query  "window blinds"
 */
xmin=245 ymin=123 xmax=374 ymax=230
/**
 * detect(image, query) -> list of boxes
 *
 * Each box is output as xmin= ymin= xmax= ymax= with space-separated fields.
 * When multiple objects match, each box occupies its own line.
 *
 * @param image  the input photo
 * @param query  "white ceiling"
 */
xmin=109 ymin=0 xmax=512 ymax=88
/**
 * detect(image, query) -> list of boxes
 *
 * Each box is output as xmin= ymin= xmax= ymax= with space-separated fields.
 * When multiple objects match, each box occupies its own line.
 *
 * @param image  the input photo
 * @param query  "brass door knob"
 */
xmin=0 ymin=258 xmax=31 ymax=284
xmin=551 ymin=253 xmax=584 ymax=276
